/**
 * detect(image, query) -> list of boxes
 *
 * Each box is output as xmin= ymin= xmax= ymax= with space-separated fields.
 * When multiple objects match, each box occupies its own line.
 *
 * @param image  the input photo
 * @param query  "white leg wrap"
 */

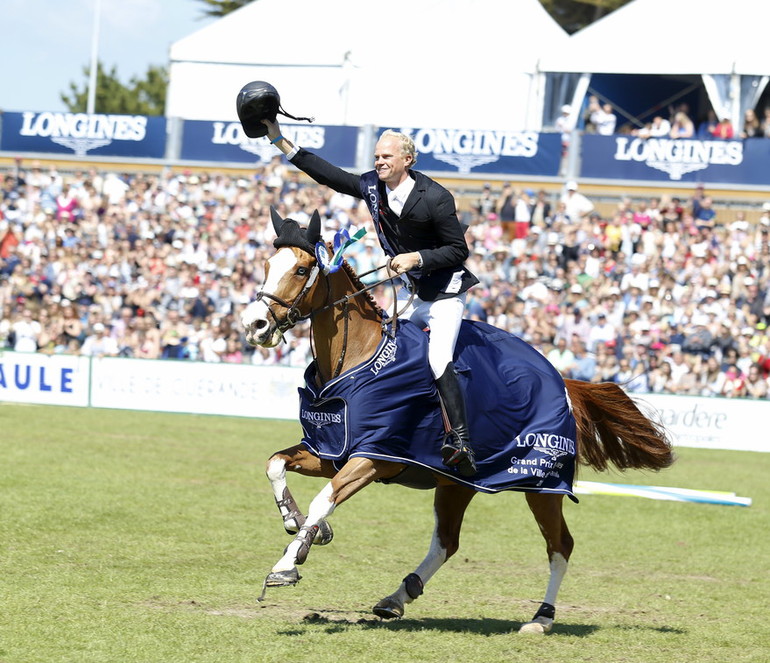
xmin=266 ymin=458 xmax=288 ymax=502
xmin=543 ymin=552 xmax=568 ymax=606
xmin=271 ymin=483 xmax=335 ymax=573
xmin=391 ymin=518 xmax=447 ymax=606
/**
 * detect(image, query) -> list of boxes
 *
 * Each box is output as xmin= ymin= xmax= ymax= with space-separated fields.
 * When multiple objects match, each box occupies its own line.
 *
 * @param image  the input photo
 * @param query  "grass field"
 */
xmin=0 ymin=403 xmax=767 ymax=663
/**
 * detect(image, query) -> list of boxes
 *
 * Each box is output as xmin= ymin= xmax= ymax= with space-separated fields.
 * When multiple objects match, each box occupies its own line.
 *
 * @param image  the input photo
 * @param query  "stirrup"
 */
xmin=441 ymin=431 xmax=477 ymax=477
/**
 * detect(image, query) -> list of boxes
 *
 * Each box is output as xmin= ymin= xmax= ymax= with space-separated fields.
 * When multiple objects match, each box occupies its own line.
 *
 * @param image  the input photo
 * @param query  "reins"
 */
xmin=257 ymin=259 xmax=416 ymax=380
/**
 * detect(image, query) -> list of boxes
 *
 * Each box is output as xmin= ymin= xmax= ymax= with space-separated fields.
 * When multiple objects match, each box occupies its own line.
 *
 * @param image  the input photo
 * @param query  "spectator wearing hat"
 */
xmin=560 ymin=182 xmax=594 ymax=223
xmin=80 ymin=322 xmax=118 ymax=357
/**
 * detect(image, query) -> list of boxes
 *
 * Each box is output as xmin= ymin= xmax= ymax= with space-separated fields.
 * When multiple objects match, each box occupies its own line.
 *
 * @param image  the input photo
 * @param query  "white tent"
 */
xmin=537 ymin=0 xmax=770 ymax=132
xmin=166 ymin=0 xmax=568 ymax=131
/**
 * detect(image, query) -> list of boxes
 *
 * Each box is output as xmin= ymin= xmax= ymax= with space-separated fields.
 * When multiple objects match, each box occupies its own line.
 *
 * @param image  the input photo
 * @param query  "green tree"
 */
xmin=192 ymin=0 xmax=634 ymax=32
xmin=539 ymin=0 xmax=632 ymax=34
xmin=194 ymin=0 xmax=256 ymax=18
xmin=61 ymin=62 xmax=168 ymax=115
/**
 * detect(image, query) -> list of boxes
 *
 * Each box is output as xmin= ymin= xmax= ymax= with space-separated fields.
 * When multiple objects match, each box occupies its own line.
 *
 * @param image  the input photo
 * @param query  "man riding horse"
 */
xmin=236 ymin=81 xmax=479 ymax=476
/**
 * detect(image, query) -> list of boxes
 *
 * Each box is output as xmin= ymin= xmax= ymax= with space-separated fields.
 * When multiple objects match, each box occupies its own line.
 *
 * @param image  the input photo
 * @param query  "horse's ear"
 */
xmin=270 ymin=206 xmax=285 ymax=236
xmin=307 ymin=210 xmax=322 ymax=244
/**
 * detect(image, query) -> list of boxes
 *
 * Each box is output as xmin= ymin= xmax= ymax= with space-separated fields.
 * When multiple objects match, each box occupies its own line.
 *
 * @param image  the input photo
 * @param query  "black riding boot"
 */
xmin=436 ymin=363 xmax=477 ymax=477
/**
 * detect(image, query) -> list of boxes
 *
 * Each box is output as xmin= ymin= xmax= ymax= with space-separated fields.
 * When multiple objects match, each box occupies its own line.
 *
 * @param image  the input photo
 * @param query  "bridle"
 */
xmin=254 ymin=262 xmax=321 ymax=337
xmin=254 ymin=249 xmax=413 ymax=380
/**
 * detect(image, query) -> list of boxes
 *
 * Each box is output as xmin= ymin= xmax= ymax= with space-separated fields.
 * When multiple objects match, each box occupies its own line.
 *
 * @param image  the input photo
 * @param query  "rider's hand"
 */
xmin=262 ymin=118 xmax=281 ymax=142
xmin=389 ymin=252 xmax=422 ymax=274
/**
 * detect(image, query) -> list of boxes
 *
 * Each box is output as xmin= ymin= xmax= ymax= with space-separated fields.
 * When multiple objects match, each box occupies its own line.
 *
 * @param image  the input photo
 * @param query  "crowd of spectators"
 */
xmin=560 ymin=97 xmax=770 ymax=142
xmin=2 ymin=158 xmax=770 ymax=400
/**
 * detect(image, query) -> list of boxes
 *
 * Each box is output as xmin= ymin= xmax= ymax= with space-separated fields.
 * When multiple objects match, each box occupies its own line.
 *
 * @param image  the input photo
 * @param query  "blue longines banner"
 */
xmin=581 ymin=134 xmax=770 ymax=185
xmin=0 ymin=111 xmax=166 ymax=158
xmin=181 ymin=121 xmax=358 ymax=168
xmin=397 ymin=129 xmax=562 ymax=176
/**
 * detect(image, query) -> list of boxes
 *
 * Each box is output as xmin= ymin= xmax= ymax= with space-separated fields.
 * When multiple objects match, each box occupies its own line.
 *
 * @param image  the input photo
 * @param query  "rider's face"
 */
xmin=374 ymin=136 xmax=412 ymax=188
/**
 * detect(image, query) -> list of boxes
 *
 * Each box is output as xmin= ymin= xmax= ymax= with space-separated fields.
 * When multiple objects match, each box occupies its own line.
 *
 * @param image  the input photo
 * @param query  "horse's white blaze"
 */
xmin=240 ymin=248 xmax=298 ymax=347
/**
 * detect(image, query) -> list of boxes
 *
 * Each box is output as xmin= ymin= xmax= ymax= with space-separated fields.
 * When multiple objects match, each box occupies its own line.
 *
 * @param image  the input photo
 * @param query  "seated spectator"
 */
xmin=697 ymin=110 xmax=718 ymax=139
xmin=639 ymin=115 xmax=671 ymax=138
xmin=669 ymin=111 xmax=695 ymax=138
xmin=591 ymin=103 xmax=617 ymax=136
xmin=743 ymin=362 xmax=768 ymax=399
xmin=720 ymin=364 xmax=746 ymax=397
xmin=80 ymin=322 xmax=118 ymax=357
xmin=546 ymin=336 xmax=575 ymax=377
xmin=741 ymin=109 xmax=763 ymax=139
xmin=10 ymin=308 xmax=41 ymax=352
xmin=710 ymin=115 xmax=734 ymax=139
xmin=760 ymin=107 xmax=770 ymax=138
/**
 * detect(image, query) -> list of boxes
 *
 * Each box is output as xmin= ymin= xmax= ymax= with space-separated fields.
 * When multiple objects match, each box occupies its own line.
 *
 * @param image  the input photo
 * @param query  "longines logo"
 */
xmin=402 ymin=128 xmax=541 ymax=173
xmin=211 ymin=123 xmax=327 ymax=164
xmin=613 ymin=137 xmax=743 ymax=180
xmin=19 ymin=112 xmax=147 ymax=156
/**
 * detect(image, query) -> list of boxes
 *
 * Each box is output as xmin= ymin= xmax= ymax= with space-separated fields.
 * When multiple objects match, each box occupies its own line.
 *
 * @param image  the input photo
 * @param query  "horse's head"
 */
xmin=241 ymin=207 xmax=324 ymax=347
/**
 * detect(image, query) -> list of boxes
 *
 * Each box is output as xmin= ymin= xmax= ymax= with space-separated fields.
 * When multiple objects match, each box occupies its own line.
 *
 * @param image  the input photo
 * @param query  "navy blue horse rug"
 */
xmin=298 ymin=319 xmax=577 ymax=501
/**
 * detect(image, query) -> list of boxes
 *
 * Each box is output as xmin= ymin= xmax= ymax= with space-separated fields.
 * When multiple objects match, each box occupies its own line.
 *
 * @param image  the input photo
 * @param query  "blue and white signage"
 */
xmin=180 ymin=121 xmax=359 ymax=168
xmin=581 ymin=134 xmax=770 ymax=185
xmin=0 ymin=111 xmax=166 ymax=158
xmin=0 ymin=352 xmax=90 ymax=406
xmin=396 ymin=128 xmax=562 ymax=176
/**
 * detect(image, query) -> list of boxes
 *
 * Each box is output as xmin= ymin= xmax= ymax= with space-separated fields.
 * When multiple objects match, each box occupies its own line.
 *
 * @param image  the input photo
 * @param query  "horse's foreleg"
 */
xmin=265 ymin=457 xmax=401 ymax=589
xmin=265 ymin=445 xmax=335 ymax=542
xmin=373 ymin=483 xmax=476 ymax=619
xmin=519 ymin=493 xmax=574 ymax=635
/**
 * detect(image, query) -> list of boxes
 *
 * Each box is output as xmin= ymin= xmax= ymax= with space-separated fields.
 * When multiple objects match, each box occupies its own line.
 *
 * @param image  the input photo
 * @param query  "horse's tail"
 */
xmin=564 ymin=380 xmax=675 ymax=473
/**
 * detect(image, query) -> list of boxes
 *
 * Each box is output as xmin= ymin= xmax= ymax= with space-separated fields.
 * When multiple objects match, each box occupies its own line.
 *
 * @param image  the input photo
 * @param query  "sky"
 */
xmin=0 ymin=0 xmax=217 ymax=113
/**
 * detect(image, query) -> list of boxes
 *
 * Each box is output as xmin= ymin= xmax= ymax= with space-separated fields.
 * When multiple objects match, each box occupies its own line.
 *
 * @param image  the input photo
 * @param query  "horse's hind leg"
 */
xmin=373 ymin=483 xmax=476 ymax=619
xmin=519 ymin=493 xmax=574 ymax=634
xmin=266 ymin=445 xmax=335 ymax=544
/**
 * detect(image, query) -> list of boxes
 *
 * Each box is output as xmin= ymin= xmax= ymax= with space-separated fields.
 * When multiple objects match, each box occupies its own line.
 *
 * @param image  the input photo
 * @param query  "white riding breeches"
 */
xmin=397 ymin=289 xmax=467 ymax=379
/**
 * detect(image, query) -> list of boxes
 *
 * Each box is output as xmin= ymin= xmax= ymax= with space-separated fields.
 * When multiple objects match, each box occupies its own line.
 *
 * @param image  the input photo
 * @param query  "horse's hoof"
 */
xmin=372 ymin=596 xmax=404 ymax=619
xmin=314 ymin=520 xmax=334 ymax=546
xmin=265 ymin=568 xmax=301 ymax=587
xmin=518 ymin=617 xmax=553 ymax=634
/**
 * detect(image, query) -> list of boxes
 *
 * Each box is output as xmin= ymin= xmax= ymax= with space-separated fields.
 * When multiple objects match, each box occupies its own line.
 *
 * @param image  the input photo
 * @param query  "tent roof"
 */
xmin=167 ymin=0 xmax=568 ymax=129
xmin=538 ymin=0 xmax=770 ymax=76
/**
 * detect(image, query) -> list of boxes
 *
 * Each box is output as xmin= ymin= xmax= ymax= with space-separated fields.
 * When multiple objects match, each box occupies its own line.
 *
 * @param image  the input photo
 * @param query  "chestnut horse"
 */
xmin=241 ymin=209 xmax=673 ymax=633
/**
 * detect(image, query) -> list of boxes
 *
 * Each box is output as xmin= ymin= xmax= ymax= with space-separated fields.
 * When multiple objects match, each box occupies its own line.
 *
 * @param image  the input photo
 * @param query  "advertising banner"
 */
xmin=90 ymin=357 xmax=304 ymax=421
xmin=0 ymin=352 xmax=90 ymax=407
xmin=400 ymin=128 xmax=562 ymax=176
xmin=2 ymin=352 xmax=768 ymax=454
xmin=633 ymin=393 xmax=769 ymax=453
xmin=180 ymin=121 xmax=359 ymax=168
xmin=0 ymin=111 xmax=167 ymax=158
xmin=581 ymin=134 xmax=770 ymax=185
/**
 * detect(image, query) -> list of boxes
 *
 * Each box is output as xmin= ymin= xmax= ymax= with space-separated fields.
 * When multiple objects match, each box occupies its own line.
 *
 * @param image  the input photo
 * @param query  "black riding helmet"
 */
xmin=236 ymin=81 xmax=313 ymax=138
